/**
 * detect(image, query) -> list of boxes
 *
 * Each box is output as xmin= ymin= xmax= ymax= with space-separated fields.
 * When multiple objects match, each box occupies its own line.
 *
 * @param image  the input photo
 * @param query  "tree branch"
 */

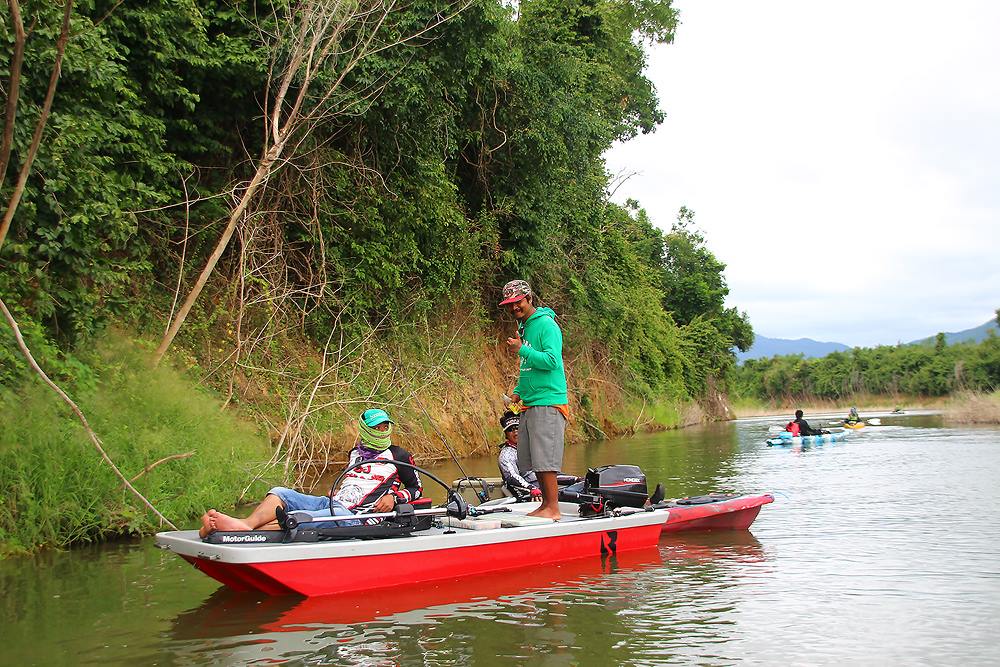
xmin=0 ymin=0 xmax=27 ymax=189
xmin=0 ymin=296 xmax=178 ymax=530
xmin=0 ymin=0 xmax=73 ymax=251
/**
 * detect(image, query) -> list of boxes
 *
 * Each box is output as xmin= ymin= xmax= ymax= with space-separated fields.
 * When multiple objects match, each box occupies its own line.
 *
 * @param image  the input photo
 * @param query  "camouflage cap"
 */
xmin=499 ymin=279 xmax=532 ymax=305
xmin=499 ymin=410 xmax=520 ymax=432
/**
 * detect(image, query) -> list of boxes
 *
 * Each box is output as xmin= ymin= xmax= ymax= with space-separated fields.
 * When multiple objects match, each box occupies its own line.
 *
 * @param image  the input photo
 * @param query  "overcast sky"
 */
xmin=605 ymin=0 xmax=1000 ymax=347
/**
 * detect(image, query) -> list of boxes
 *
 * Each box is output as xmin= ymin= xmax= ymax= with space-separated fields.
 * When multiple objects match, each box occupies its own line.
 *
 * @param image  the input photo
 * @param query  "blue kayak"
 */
xmin=766 ymin=431 xmax=848 ymax=447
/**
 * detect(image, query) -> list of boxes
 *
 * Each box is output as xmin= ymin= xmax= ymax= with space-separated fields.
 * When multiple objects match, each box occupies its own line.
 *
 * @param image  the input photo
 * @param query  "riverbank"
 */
xmin=1 ymin=329 xmax=698 ymax=554
xmin=729 ymin=394 xmax=948 ymax=419
xmin=943 ymin=390 xmax=1000 ymax=424
xmin=0 ymin=335 xmax=276 ymax=556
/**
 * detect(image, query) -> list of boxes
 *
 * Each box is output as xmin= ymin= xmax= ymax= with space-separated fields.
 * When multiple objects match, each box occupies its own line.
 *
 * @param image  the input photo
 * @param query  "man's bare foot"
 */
xmin=198 ymin=511 xmax=216 ymax=538
xmin=526 ymin=507 xmax=561 ymax=521
xmin=207 ymin=509 xmax=253 ymax=532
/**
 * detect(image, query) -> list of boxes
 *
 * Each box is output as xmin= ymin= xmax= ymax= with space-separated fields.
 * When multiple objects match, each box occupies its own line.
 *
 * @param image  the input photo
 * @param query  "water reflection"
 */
xmin=6 ymin=413 xmax=1000 ymax=666
xmin=166 ymin=548 xmax=665 ymax=664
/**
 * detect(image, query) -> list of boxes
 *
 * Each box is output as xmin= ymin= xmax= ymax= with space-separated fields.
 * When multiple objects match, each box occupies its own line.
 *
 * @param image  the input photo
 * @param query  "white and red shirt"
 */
xmin=333 ymin=444 xmax=422 ymax=512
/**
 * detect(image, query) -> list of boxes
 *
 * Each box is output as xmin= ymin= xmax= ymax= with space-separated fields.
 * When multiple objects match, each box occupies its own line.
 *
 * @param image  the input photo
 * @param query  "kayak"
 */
xmin=842 ymin=421 xmax=866 ymax=429
xmin=660 ymin=493 xmax=774 ymax=532
xmin=766 ymin=431 xmax=848 ymax=446
xmin=155 ymin=502 xmax=668 ymax=597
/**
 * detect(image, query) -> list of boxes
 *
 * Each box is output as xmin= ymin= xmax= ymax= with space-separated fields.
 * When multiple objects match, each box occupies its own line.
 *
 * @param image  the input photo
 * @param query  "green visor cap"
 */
xmin=362 ymin=408 xmax=392 ymax=427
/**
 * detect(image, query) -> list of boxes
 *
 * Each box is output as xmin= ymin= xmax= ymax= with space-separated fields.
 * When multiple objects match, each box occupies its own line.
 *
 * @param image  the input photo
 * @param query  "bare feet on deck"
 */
xmin=526 ymin=507 xmax=561 ymax=521
xmin=206 ymin=509 xmax=254 ymax=532
xmin=198 ymin=511 xmax=216 ymax=538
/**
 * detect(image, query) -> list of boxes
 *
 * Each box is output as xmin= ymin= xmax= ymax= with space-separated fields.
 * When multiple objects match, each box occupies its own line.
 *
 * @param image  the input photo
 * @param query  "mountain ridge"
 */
xmin=738 ymin=318 xmax=998 ymax=362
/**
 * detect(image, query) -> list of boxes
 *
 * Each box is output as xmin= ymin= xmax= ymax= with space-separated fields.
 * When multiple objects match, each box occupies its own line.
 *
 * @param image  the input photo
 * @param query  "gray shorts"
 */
xmin=517 ymin=406 xmax=565 ymax=473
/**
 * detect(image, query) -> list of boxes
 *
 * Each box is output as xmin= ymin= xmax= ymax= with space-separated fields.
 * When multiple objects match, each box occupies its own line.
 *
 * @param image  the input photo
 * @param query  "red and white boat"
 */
xmin=158 ymin=464 xmax=771 ymax=598
xmin=658 ymin=493 xmax=774 ymax=532
xmin=155 ymin=501 xmax=668 ymax=597
xmin=463 ymin=466 xmax=773 ymax=534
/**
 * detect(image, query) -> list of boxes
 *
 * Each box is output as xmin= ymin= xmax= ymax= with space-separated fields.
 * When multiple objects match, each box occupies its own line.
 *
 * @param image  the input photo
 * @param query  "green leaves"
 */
xmin=2 ymin=0 xmax=757 ymax=407
xmin=733 ymin=334 xmax=1000 ymax=401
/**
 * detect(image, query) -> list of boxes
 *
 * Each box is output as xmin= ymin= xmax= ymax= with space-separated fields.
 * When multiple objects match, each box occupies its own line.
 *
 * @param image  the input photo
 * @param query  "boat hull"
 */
xmin=767 ymin=431 xmax=848 ymax=446
xmin=661 ymin=494 xmax=774 ymax=532
xmin=157 ymin=503 xmax=668 ymax=597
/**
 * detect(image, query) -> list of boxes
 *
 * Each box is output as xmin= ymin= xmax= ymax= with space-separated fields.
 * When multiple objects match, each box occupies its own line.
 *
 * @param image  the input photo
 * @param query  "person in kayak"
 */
xmin=199 ymin=408 xmax=422 ymax=537
xmin=787 ymin=409 xmax=828 ymax=436
xmin=845 ymin=406 xmax=862 ymax=424
xmin=501 ymin=279 xmax=569 ymax=521
xmin=497 ymin=410 xmax=542 ymax=499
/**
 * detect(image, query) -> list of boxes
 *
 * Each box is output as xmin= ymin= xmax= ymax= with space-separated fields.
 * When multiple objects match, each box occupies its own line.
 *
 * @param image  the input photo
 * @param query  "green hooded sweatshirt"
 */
xmin=514 ymin=307 xmax=568 ymax=406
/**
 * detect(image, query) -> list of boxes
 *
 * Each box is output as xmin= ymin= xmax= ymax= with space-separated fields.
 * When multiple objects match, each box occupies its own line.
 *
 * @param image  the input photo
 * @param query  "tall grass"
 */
xmin=944 ymin=390 xmax=1000 ymax=424
xmin=0 ymin=333 xmax=275 ymax=554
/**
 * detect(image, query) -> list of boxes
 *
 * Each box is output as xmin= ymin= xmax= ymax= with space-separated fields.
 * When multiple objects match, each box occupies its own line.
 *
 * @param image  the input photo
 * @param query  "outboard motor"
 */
xmin=584 ymin=465 xmax=648 ymax=508
xmin=559 ymin=464 xmax=649 ymax=517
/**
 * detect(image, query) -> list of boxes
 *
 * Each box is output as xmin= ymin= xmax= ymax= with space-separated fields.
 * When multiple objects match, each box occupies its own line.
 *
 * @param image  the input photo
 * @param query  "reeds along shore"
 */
xmin=729 ymin=395 xmax=945 ymax=419
xmin=943 ymin=390 xmax=1000 ymax=424
xmin=730 ymin=391 xmax=1000 ymax=424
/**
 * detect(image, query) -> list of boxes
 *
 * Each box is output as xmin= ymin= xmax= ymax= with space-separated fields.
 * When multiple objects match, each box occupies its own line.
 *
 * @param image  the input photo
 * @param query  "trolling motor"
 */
xmin=558 ymin=465 xmax=650 ymax=517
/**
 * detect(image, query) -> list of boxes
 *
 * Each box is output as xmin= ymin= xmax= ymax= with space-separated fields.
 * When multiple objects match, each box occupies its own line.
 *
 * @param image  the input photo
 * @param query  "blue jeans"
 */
xmin=267 ymin=487 xmax=360 ymax=528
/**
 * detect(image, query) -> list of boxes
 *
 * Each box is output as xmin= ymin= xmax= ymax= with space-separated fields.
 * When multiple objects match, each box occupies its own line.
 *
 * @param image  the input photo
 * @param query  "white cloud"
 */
xmin=606 ymin=0 xmax=1000 ymax=347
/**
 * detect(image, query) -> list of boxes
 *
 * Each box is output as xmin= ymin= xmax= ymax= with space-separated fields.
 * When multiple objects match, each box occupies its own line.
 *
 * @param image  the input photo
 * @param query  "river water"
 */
xmin=3 ymin=412 xmax=999 ymax=666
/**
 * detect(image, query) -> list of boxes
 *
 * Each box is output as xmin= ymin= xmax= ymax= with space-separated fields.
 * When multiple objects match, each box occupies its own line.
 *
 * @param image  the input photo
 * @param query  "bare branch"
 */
xmin=0 ymin=0 xmax=27 ymax=188
xmin=0 ymin=0 xmax=73 ymax=251
xmin=129 ymin=451 xmax=196 ymax=483
xmin=0 ymin=296 xmax=178 ymax=530
xmin=153 ymin=0 xmax=472 ymax=362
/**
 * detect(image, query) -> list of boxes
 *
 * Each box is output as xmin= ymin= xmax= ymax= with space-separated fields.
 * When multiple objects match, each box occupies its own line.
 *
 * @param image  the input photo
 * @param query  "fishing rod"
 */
xmin=284 ymin=504 xmax=512 ymax=527
xmin=412 ymin=395 xmax=491 ymax=502
xmin=388 ymin=358 xmax=490 ymax=502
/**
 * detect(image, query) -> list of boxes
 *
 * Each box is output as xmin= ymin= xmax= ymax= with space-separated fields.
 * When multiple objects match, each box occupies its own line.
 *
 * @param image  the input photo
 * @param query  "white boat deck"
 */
xmin=155 ymin=502 xmax=668 ymax=564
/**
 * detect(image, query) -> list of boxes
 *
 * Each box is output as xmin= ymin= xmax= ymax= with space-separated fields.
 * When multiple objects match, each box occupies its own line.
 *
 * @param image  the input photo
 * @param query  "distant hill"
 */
xmin=737 ymin=317 xmax=999 ymax=362
xmin=908 ymin=318 xmax=999 ymax=346
xmin=737 ymin=335 xmax=850 ymax=362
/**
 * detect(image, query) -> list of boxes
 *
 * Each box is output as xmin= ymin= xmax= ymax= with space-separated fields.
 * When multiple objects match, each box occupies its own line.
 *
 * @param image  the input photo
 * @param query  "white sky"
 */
xmin=605 ymin=0 xmax=1000 ymax=347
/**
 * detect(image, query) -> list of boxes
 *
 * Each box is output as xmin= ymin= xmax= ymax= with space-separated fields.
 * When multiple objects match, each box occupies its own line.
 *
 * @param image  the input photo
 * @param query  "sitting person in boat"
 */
xmin=497 ymin=410 xmax=542 ymax=499
xmin=786 ymin=409 xmax=827 ymax=436
xmin=199 ymin=408 xmax=422 ymax=537
xmin=845 ymin=406 xmax=862 ymax=424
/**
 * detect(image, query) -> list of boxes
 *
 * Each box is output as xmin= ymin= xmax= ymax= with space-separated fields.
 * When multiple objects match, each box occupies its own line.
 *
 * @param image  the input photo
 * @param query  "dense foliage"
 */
xmin=732 ymin=331 xmax=1000 ymax=402
xmin=0 ymin=334 xmax=274 ymax=553
xmin=1 ymin=0 xmax=750 ymax=403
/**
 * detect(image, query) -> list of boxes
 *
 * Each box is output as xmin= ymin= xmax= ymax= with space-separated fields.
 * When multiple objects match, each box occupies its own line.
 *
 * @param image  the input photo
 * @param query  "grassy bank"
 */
xmin=0 ymin=334 xmax=276 ymax=555
xmin=943 ymin=390 xmax=1000 ymax=424
xmin=2 ymin=327 xmax=698 ymax=554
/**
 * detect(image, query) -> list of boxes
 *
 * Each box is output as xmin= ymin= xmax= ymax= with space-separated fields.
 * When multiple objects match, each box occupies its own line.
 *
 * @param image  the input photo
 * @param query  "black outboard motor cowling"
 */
xmin=584 ymin=465 xmax=648 ymax=509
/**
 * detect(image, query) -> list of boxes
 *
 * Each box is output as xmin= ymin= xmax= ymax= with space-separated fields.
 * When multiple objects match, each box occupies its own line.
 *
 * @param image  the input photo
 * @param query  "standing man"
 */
xmin=499 ymin=279 xmax=568 ymax=520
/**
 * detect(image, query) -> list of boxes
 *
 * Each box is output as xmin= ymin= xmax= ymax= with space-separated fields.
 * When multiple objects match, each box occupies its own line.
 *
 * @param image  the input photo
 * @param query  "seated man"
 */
xmin=200 ymin=408 xmax=422 ymax=537
xmin=787 ymin=409 xmax=827 ymax=436
xmin=845 ymin=406 xmax=862 ymax=424
xmin=497 ymin=410 xmax=541 ymax=499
